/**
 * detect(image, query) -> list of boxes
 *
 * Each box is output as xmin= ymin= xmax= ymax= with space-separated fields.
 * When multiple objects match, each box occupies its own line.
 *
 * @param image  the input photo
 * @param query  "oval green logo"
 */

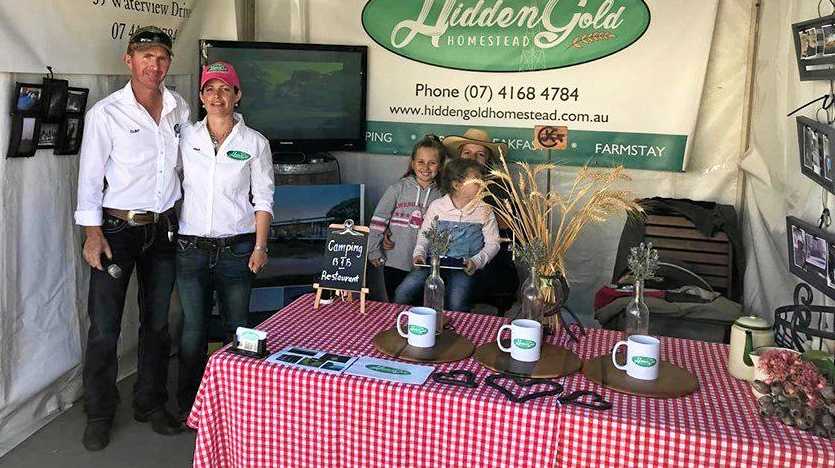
xmin=513 ymin=338 xmax=536 ymax=349
xmin=367 ymin=364 xmax=412 ymax=375
xmin=632 ymin=356 xmax=657 ymax=368
xmin=409 ymin=324 xmax=429 ymax=335
xmin=362 ymin=0 xmax=651 ymax=72
xmin=227 ymin=150 xmax=251 ymax=161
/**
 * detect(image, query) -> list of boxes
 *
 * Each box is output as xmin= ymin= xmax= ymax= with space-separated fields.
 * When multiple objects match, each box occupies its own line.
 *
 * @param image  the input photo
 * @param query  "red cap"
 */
xmin=200 ymin=61 xmax=240 ymax=90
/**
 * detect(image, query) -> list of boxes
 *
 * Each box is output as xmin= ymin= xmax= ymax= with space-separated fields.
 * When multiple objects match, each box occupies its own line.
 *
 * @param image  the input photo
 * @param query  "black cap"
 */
xmin=128 ymin=26 xmax=173 ymax=55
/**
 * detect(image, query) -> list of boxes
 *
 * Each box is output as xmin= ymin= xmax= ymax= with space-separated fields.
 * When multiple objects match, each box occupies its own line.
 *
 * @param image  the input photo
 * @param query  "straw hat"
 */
xmin=442 ymin=128 xmax=509 ymax=161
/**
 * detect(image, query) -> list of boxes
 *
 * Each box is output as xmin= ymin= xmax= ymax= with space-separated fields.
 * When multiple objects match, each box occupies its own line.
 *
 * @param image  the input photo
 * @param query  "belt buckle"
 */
xmin=126 ymin=210 xmax=143 ymax=226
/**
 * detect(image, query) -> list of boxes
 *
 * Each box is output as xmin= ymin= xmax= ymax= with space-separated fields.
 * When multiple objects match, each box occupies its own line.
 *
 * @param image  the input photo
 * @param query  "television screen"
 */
xmin=255 ymin=184 xmax=365 ymax=287
xmin=200 ymin=40 xmax=367 ymax=153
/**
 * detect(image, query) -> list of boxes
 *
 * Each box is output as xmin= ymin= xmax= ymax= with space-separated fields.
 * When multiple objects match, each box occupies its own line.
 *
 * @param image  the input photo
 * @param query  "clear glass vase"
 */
xmin=423 ymin=256 xmax=445 ymax=316
xmin=624 ymin=279 xmax=650 ymax=336
xmin=520 ymin=265 xmax=545 ymax=324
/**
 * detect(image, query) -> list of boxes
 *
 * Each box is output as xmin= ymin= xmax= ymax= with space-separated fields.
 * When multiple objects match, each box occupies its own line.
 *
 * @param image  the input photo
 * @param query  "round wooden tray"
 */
xmin=373 ymin=328 xmax=474 ymax=363
xmin=582 ymin=354 xmax=699 ymax=398
xmin=473 ymin=341 xmax=582 ymax=379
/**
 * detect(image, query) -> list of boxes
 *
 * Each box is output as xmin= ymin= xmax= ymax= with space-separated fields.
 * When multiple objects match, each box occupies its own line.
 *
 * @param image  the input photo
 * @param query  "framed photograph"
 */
xmin=41 ymin=78 xmax=68 ymax=123
xmin=54 ymin=115 xmax=84 ymax=155
xmin=787 ymin=216 xmax=835 ymax=299
xmin=6 ymin=115 xmax=40 ymax=158
xmin=37 ymin=122 xmax=59 ymax=149
xmin=12 ymin=83 xmax=43 ymax=114
xmin=66 ymin=87 xmax=89 ymax=113
xmin=797 ymin=116 xmax=835 ymax=193
xmin=794 ymin=16 xmax=835 ymax=80
xmin=793 ymin=225 xmax=807 ymax=269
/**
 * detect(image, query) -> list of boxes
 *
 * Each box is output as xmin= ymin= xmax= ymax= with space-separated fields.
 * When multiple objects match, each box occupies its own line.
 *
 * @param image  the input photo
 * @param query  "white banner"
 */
xmin=308 ymin=0 xmax=719 ymax=171
xmin=0 ymin=0 xmax=238 ymax=76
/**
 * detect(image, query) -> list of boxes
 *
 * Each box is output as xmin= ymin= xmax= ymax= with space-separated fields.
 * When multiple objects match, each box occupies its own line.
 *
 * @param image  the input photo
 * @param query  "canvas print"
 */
xmin=806 ymin=232 xmax=828 ymax=271
xmin=14 ymin=83 xmax=42 ymax=113
xmin=7 ymin=115 xmax=39 ymax=158
xmin=806 ymin=126 xmax=820 ymax=172
xmin=66 ymin=87 xmax=88 ymax=113
xmin=37 ymin=122 xmax=59 ymax=149
xmin=828 ymin=242 xmax=835 ymax=288
xmin=257 ymin=184 xmax=363 ymax=286
xmin=825 ymin=25 xmax=835 ymax=55
xmin=824 ymin=133 xmax=833 ymax=181
xmin=54 ymin=116 xmax=83 ymax=155
xmin=793 ymin=225 xmax=807 ymax=269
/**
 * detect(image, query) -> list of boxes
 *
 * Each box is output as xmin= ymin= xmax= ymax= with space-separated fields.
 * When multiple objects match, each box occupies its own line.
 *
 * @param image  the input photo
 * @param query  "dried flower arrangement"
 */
xmin=753 ymin=348 xmax=835 ymax=438
xmin=627 ymin=242 xmax=660 ymax=283
xmin=422 ymin=216 xmax=451 ymax=258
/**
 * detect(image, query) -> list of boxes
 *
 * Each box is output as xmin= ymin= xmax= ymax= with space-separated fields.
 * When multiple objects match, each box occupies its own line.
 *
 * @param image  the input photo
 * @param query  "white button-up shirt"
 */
xmin=178 ymin=116 xmax=274 ymax=237
xmin=75 ymin=81 xmax=190 ymax=226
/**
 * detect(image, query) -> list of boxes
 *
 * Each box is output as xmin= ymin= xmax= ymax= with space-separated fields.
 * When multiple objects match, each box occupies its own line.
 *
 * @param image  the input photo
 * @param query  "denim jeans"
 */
xmin=393 ymin=266 xmax=476 ymax=312
xmin=83 ymin=214 xmax=176 ymax=421
xmin=175 ymin=234 xmax=254 ymax=412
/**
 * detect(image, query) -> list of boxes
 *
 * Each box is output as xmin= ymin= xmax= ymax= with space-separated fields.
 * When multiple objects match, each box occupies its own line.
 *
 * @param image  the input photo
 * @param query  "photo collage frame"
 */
xmin=7 ymin=80 xmax=88 ymax=158
xmin=797 ymin=116 xmax=835 ymax=193
xmin=787 ymin=216 xmax=835 ymax=301
xmin=793 ymin=14 xmax=835 ymax=81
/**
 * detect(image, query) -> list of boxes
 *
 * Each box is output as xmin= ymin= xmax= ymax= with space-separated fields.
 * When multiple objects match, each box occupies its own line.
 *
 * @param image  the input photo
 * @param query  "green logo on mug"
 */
xmin=409 ymin=324 xmax=429 ymax=335
xmin=513 ymin=338 xmax=536 ymax=349
xmin=632 ymin=356 xmax=657 ymax=368
xmin=226 ymin=150 xmax=251 ymax=161
xmin=367 ymin=364 xmax=412 ymax=375
xmin=362 ymin=0 xmax=651 ymax=72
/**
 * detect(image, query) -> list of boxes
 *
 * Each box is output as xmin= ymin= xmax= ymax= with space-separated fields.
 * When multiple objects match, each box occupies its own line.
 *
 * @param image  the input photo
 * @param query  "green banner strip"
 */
xmin=365 ymin=121 xmax=686 ymax=172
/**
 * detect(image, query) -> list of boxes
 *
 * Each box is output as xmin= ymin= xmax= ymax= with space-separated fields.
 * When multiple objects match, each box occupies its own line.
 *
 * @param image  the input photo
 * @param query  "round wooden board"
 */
xmin=582 ymin=354 xmax=699 ymax=398
xmin=473 ymin=341 xmax=582 ymax=379
xmin=373 ymin=328 xmax=475 ymax=363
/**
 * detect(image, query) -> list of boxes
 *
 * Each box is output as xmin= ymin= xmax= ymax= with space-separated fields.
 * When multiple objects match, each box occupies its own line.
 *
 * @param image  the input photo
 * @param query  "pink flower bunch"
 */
xmin=759 ymin=349 xmax=827 ymax=405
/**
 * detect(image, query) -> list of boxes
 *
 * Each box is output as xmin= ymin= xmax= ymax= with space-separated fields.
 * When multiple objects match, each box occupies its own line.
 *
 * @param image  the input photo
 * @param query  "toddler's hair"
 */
xmin=403 ymin=134 xmax=447 ymax=178
xmin=441 ymin=158 xmax=483 ymax=194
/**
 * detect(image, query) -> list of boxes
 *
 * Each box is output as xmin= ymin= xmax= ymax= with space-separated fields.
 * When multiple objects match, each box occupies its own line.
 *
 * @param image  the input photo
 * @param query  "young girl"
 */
xmin=393 ymin=158 xmax=500 ymax=312
xmin=368 ymin=135 xmax=446 ymax=301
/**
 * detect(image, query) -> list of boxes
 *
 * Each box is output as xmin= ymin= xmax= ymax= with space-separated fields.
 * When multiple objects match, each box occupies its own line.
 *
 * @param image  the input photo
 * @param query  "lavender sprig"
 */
xmin=627 ymin=242 xmax=659 ymax=282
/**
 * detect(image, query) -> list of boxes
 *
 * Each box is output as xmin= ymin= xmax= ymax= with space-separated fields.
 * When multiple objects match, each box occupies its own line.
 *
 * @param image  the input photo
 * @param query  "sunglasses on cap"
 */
xmin=129 ymin=26 xmax=173 ymax=51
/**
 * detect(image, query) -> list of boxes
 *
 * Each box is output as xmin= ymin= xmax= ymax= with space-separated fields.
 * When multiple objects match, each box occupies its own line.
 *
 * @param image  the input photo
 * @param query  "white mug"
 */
xmin=497 ymin=319 xmax=542 ymax=362
xmin=397 ymin=307 xmax=437 ymax=348
xmin=612 ymin=335 xmax=660 ymax=380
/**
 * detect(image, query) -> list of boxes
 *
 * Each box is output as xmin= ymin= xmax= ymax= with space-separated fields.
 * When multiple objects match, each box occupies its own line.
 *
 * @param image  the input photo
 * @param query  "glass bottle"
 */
xmin=624 ymin=279 xmax=650 ymax=336
xmin=520 ymin=265 xmax=545 ymax=324
xmin=423 ymin=256 xmax=445 ymax=316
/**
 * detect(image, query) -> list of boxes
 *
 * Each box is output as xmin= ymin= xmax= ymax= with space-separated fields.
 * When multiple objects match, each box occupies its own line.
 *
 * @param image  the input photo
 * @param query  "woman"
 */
xmin=176 ymin=61 xmax=274 ymax=419
xmin=442 ymin=128 xmax=519 ymax=311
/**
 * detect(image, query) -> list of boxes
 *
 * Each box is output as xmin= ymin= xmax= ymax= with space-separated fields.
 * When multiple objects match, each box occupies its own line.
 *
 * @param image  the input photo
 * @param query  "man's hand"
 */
xmin=369 ymin=258 xmax=385 ymax=268
xmin=83 ymin=226 xmax=112 ymax=270
xmin=382 ymin=229 xmax=395 ymax=250
xmin=464 ymin=259 xmax=477 ymax=276
xmin=413 ymin=256 xmax=425 ymax=266
xmin=249 ymin=249 xmax=268 ymax=274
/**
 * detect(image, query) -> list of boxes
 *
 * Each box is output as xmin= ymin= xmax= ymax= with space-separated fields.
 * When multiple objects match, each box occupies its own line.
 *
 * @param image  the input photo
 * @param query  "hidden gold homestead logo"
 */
xmin=362 ymin=0 xmax=651 ymax=72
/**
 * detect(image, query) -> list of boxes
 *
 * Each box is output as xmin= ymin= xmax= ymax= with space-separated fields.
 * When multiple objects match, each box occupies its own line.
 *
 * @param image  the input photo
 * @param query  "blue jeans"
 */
xmin=175 ymin=234 xmax=255 ymax=411
xmin=393 ymin=267 xmax=475 ymax=312
xmin=83 ymin=213 xmax=176 ymax=421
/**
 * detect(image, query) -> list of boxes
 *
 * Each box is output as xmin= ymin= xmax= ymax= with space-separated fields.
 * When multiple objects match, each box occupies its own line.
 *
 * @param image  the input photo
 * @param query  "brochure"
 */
xmin=345 ymin=356 xmax=434 ymax=385
xmin=266 ymin=347 xmax=358 ymax=375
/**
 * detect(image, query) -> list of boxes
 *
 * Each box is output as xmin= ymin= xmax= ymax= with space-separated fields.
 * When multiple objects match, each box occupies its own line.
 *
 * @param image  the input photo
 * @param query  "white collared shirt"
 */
xmin=74 ymin=81 xmax=190 ymax=226
xmin=178 ymin=116 xmax=274 ymax=237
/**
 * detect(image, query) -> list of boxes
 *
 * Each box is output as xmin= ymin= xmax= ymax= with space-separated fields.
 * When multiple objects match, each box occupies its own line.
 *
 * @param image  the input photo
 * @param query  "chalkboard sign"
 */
xmin=317 ymin=221 xmax=369 ymax=292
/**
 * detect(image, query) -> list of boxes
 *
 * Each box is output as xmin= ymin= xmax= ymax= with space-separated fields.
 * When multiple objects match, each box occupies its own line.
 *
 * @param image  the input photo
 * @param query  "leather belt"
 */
xmin=178 ymin=233 xmax=255 ymax=251
xmin=104 ymin=207 xmax=174 ymax=226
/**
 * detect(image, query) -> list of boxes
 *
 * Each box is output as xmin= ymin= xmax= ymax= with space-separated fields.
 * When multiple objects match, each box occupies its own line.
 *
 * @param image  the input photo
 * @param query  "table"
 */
xmin=188 ymin=295 xmax=835 ymax=467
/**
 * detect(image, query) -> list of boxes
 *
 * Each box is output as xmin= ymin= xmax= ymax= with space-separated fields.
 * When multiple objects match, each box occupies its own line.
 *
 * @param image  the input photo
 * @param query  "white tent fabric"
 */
xmin=0 ymin=2 xmax=239 ymax=456
xmin=742 ymin=0 xmax=835 ymax=332
xmin=258 ymin=0 xmax=758 ymax=314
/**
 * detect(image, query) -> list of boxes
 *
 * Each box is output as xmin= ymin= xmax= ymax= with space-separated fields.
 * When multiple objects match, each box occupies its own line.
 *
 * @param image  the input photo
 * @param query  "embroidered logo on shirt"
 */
xmin=129 ymin=128 xmax=140 ymax=133
xmin=408 ymin=209 xmax=424 ymax=228
xmin=226 ymin=150 xmax=251 ymax=161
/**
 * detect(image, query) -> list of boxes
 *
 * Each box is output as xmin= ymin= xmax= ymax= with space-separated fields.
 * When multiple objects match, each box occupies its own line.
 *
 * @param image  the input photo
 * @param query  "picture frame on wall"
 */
xmin=66 ymin=87 xmax=89 ymax=114
xmin=787 ymin=216 xmax=835 ymax=300
xmin=41 ymin=78 xmax=68 ymax=123
xmin=793 ymin=15 xmax=835 ymax=80
xmin=12 ymin=82 xmax=43 ymax=114
xmin=796 ymin=116 xmax=835 ymax=193
xmin=37 ymin=122 xmax=59 ymax=149
xmin=6 ymin=115 xmax=40 ymax=158
xmin=54 ymin=115 xmax=84 ymax=155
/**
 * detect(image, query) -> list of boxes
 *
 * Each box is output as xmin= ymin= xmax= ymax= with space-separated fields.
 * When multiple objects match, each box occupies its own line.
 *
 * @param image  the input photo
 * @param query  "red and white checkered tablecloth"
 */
xmin=188 ymin=294 xmax=835 ymax=468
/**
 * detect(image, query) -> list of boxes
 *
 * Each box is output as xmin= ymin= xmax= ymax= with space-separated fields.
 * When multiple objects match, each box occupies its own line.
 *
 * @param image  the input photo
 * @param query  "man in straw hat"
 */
xmin=442 ymin=128 xmax=509 ymax=167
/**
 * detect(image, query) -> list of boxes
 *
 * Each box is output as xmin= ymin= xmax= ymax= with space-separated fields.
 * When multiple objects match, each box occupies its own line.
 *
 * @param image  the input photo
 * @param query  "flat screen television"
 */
xmin=255 ymin=183 xmax=365 ymax=287
xmin=199 ymin=40 xmax=367 ymax=154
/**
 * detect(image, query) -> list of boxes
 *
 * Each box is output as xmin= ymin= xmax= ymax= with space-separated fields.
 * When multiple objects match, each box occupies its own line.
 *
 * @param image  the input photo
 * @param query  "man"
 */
xmin=75 ymin=26 xmax=189 ymax=451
